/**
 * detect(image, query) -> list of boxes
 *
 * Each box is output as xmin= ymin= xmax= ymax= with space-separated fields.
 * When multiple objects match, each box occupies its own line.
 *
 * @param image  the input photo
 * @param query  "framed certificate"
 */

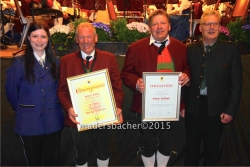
xmin=142 ymin=72 xmax=181 ymax=122
xmin=67 ymin=69 xmax=119 ymax=131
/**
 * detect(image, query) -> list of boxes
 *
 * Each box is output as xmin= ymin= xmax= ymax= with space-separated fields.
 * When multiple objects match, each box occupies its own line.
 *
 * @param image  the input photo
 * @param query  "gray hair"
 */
xmin=75 ymin=22 xmax=96 ymax=36
xmin=200 ymin=10 xmax=221 ymax=24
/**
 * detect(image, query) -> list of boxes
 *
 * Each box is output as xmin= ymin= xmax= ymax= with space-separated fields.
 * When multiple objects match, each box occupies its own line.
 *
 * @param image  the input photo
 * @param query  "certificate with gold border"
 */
xmin=67 ymin=69 xmax=119 ymax=131
xmin=142 ymin=72 xmax=181 ymax=122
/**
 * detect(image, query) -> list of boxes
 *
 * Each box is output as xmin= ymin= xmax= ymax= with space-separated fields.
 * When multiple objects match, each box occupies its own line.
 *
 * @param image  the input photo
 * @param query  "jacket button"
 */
xmin=200 ymin=75 xmax=202 ymax=78
xmin=202 ymin=64 xmax=205 ymax=67
xmin=196 ymin=95 xmax=200 ymax=98
xmin=198 ymin=86 xmax=201 ymax=88
xmin=41 ymin=89 xmax=44 ymax=92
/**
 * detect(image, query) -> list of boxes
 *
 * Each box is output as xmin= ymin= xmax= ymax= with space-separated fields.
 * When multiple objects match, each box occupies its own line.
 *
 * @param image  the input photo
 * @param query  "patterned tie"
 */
xmin=157 ymin=40 xmax=167 ymax=54
xmin=39 ymin=58 xmax=44 ymax=68
xmin=201 ymin=45 xmax=210 ymax=89
xmin=86 ymin=56 xmax=92 ymax=69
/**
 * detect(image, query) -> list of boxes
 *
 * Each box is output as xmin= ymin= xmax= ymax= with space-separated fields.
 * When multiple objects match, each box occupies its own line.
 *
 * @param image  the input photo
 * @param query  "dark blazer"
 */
xmin=185 ymin=40 xmax=242 ymax=117
xmin=57 ymin=50 xmax=124 ymax=128
xmin=121 ymin=37 xmax=190 ymax=114
xmin=5 ymin=56 xmax=64 ymax=136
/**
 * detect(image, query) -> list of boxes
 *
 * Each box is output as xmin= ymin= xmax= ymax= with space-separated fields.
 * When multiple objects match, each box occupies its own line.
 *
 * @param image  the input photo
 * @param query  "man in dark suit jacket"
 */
xmin=121 ymin=9 xmax=190 ymax=166
xmin=57 ymin=22 xmax=124 ymax=167
xmin=184 ymin=10 xmax=242 ymax=166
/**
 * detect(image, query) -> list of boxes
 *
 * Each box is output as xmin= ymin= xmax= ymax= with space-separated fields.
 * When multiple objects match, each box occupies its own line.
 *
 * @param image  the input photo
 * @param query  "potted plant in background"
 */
xmin=219 ymin=18 xmax=250 ymax=54
xmin=226 ymin=18 xmax=250 ymax=43
xmin=93 ymin=18 xmax=150 ymax=55
xmin=96 ymin=18 xmax=150 ymax=55
xmin=49 ymin=17 xmax=150 ymax=56
xmin=110 ymin=18 xmax=150 ymax=42
xmin=49 ymin=17 xmax=89 ymax=57
xmin=126 ymin=22 xmax=150 ymax=39
xmin=219 ymin=26 xmax=231 ymax=41
xmin=92 ymin=22 xmax=112 ymax=42
xmin=227 ymin=18 xmax=250 ymax=54
xmin=49 ymin=24 xmax=75 ymax=57
xmin=95 ymin=18 xmax=130 ymax=55
xmin=92 ymin=21 xmax=127 ymax=55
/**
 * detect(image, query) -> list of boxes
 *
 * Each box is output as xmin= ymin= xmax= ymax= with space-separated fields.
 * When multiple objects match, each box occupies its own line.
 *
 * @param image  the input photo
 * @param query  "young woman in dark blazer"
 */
xmin=5 ymin=20 xmax=64 ymax=166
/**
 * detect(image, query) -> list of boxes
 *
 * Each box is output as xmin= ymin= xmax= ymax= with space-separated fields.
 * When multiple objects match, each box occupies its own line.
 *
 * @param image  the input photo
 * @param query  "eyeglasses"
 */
xmin=201 ymin=22 xmax=220 ymax=28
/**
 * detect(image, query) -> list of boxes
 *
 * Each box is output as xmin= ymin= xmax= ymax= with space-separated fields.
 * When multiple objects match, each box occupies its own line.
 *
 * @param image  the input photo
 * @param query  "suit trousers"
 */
xmin=70 ymin=127 xmax=110 ymax=166
xmin=20 ymin=130 xmax=61 ymax=166
xmin=184 ymin=96 xmax=223 ymax=166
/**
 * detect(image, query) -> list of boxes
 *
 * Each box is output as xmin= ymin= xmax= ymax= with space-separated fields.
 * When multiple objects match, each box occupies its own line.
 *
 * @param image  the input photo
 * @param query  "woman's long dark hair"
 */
xmin=24 ymin=20 xmax=57 ymax=84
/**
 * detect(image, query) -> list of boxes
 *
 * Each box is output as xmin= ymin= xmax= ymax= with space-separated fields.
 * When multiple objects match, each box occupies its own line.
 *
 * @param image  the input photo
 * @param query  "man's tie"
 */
xmin=39 ymin=58 xmax=44 ymax=68
xmin=205 ymin=45 xmax=211 ymax=53
xmin=201 ymin=45 xmax=210 ymax=89
xmin=157 ymin=40 xmax=167 ymax=54
xmin=86 ymin=56 xmax=92 ymax=69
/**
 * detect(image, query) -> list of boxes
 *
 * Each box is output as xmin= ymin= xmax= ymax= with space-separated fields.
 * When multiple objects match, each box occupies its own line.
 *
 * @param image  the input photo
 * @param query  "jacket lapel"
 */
xmin=34 ymin=60 xmax=52 ymax=77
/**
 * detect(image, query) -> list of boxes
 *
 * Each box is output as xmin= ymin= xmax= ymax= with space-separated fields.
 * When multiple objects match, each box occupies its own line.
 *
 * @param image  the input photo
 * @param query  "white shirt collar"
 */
xmin=34 ymin=51 xmax=46 ymax=62
xmin=149 ymin=35 xmax=170 ymax=47
xmin=81 ymin=50 xmax=95 ymax=61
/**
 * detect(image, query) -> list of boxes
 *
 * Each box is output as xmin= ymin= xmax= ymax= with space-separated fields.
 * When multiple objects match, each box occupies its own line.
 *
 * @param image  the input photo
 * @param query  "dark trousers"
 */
xmin=136 ymin=114 xmax=173 ymax=157
xmin=70 ymin=127 xmax=110 ymax=166
xmin=184 ymin=97 xmax=223 ymax=166
xmin=20 ymin=130 xmax=61 ymax=166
